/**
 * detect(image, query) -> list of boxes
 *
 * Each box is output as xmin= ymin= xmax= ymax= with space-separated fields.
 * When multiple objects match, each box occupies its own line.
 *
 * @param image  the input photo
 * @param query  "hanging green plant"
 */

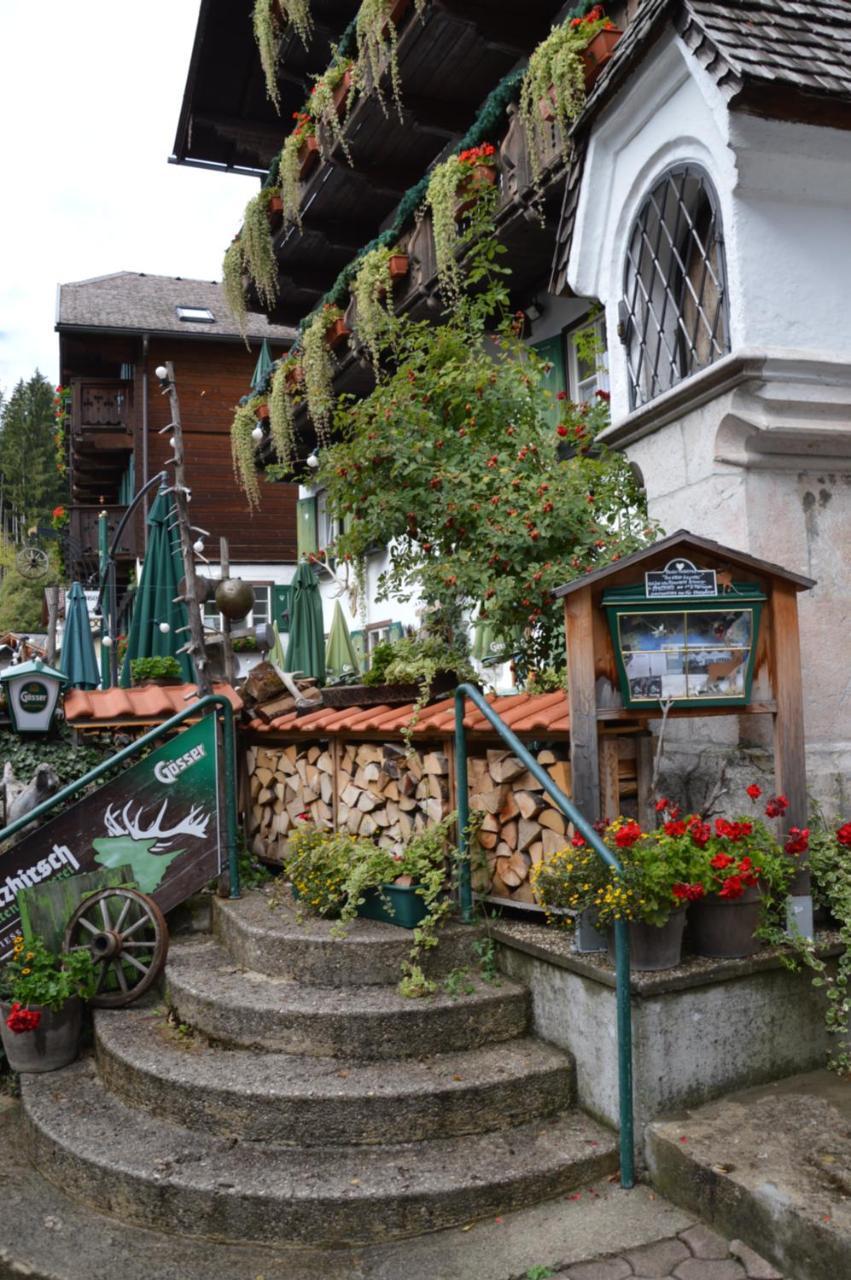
xmin=231 ymin=400 xmax=263 ymax=509
xmin=309 ymin=54 xmax=356 ymax=161
xmin=519 ymin=7 xmax=612 ymax=186
xmin=268 ymin=358 xmax=299 ymax=472
xmin=302 ymin=305 xmax=342 ymax=445
xmin=277 ymin=113 xmax=316 ymax=228
xmin=253 ymin=0 xmax=314 ymax=108
xmin=355 ymin=0 xmax=425 ymax=119
xmin=351 ymin=244 xmax=397 ymax=369
xmin=241 ymin=188 xmax=281 ymax=309
xmin=425 ymin=143 xmax=498 ymax=302
xmin=222 ymin=239 xmax=249 ymax=341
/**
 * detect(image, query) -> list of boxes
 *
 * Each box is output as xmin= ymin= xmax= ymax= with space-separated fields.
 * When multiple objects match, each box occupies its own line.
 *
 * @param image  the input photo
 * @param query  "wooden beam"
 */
xmin=564 ymin=586 xmax=601 ymax=822
xmin=598 ymin=736 xmax=620 ymax=823
xmin=768 ymin=582 xmax=809 ymax=892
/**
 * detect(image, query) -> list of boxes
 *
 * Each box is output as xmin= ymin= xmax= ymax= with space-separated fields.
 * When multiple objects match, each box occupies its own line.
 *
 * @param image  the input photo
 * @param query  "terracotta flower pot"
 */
xmin=607 ymin=908 xmax=686 ymax=972
xmin=285 ymin=364 xmax=305 ymax=390
xmin=688 ymin=884 xmax=762 ymax=959
xmin=455 ymin=163 xmax=498 ymax=218
xmin=0 ymin=998 xmax=82 ymax=1073
xmin=266 ymin=194 xmax=284 ymax=227
xmin=297 ymin=134 xmax=320 ymax=181
xmin=389 ymin=253 xmax=410 ymax=279
xmin=256 ymin=403 xmax=270 ymax=421
xmin=538 ymin=86 xmax=558 ymax=123
xmin=325 ymin=317 xmax=352 ymax=350
xmin=331 ymin=67 xmax=354 ymax=118
xmin=581 ymin=27 xmax=622 ymax=90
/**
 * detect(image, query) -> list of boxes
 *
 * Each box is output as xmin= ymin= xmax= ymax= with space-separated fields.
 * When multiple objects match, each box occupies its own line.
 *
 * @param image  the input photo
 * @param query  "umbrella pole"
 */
xmin=159 ymin=363 xmax=212 ymax=697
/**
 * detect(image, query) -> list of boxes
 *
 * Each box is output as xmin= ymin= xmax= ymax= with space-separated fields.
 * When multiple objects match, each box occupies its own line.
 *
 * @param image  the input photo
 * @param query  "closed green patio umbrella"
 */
xmin=120 ymin=488 xmax=193 ymax=686
xmin=251 ymin=339 xmax=274 ymax=394
xmin=285 ymin=560 xmax=325 ymax=684
xmin=325 ymin=600 xmax=360 ymax=680
xmin=60 ymin=581 xmax=100 ymax=690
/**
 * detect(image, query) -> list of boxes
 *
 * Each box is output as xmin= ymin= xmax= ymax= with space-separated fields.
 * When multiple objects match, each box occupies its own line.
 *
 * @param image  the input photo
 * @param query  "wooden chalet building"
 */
xmin=56 ymin=271 xmax=298 ymax=631
xmin=173 ymin=0 xmax=851 ymax=801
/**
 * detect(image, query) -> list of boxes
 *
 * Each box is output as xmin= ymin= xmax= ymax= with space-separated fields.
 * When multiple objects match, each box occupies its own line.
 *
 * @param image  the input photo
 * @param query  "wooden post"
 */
xmin=635 ymin=733 xmax=656 ymax=831
xmin=769 ymin=581 xmax=809 ymax=894
xmin=220 ymin=536 xmax=236 ymax=687
xmin=45 ymin=585 xmax=60 ymax=666
xmin=163 ymin=362 xmax=212 ymax=697
xmin=598 ymin=735 xmax=620 ymax=823
xmin=564 ymin=586 xmax=601 ymax=821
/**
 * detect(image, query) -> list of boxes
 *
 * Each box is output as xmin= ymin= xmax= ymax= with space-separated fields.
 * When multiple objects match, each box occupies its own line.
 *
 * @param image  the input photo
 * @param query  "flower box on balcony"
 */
xmin=580 ymin=27 xmax=622 ymax=89
xmin=266 ymin=194 xmax=284 ymax=228
xmin=331 ymin=67 xmax=355 ymax=118
xmin=389 ymin=253 xmax=410 ymax=279
xmin=455 ymin=164 xmax=497 ymax=219
xmin=325 ymin=317 xmax=352 ymax=351
xmin=298 ymin=135 xmax=321 ymax=181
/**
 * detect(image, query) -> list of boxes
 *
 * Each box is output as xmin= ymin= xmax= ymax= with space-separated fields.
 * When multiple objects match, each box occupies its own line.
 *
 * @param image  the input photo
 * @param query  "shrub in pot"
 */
xmin=130 ymin=655 xmax=183 ymax=686
xmin=280 ymin=813 xmax=457 ymax=996
xmin=0 ymin=934 xmax=97 ymax=1073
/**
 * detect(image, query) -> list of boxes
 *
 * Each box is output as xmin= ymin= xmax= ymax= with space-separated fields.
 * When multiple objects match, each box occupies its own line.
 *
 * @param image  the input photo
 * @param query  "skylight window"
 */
xmin=176 ymin=306 xmax=215 ymax=323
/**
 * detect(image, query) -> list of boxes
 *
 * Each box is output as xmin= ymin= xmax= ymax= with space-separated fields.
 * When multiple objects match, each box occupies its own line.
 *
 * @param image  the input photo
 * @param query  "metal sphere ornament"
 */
xmin=214 ymin=577 xmax=255 ymax=621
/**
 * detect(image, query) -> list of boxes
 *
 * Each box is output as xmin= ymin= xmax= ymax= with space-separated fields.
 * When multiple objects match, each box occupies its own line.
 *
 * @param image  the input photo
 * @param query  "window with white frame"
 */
xmin=202 ymin=583 xmax=272 ymax=631
xmin=365 ymin=622 xmax=393 ymax=660
xmin=622 ymin=164 xmax=730 ymax=410
xmin=315 ymin=488 xmax=343 ymax=555
xmin=567 ymin=313 xmax=609 ymax=403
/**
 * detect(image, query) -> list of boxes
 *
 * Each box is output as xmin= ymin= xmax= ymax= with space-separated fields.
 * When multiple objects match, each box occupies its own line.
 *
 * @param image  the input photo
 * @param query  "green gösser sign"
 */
xmin=0 ymin=659 xmax=67 ymax=734
xmin=18 ymin=681 xmax=50 ymax=713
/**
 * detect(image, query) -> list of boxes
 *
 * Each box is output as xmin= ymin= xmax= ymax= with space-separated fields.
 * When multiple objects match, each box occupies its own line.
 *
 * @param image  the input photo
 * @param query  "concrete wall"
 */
xmin=497 ymin=937 xmax=831 ymax=1146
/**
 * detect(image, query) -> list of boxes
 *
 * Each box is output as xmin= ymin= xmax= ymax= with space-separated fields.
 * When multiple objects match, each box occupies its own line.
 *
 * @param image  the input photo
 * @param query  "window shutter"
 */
xmin=273 ymin=584 xmax=291 ymax=632
xmin=350 ymin=629 xmax=366 ymax=667
xmin=296 ymin=497 xmax=318 ymax=559
xmin=389 ymin=622 xmax=404 ymax=642
xmin=532 ymin=335 xmax=566 ymax=430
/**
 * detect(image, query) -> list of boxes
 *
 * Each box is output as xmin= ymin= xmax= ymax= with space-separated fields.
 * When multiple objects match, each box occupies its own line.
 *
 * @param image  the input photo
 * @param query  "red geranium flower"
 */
xmin=664 ymin=820 xmax=688 ymax=838
xmin=688 ymin=819 xmax=712 ymax=848
xmin=5 ymin=1003 xmax=41 ymax=1034
xmin=571 ymin=834 xmax=586 ymax=849
xmin=746 ymin=784 xmax=762 ymax=800
xmin=719 ymin=876 xmax=745 ymax=900
xmin=764 ymin=794 xmax=789 ymax=819
xmin=595 ymin=389 xmax=611 ymax=403
xmin=710 ymin=852 xmax=734 ymax=870
xmin=655 ymin=797 xmax=668 ymax=813
xmin=613 ymin=820 xmax=642 ymax=849
xmin=556 ymin=425 xmax=568 ymax=437
xmin=673 ymin=882 xmax=704 ymax=902
xmin=785 ymin=826 xmax=810 ymax=856
xmin=837 ymin=821 xmax=851 ymax=847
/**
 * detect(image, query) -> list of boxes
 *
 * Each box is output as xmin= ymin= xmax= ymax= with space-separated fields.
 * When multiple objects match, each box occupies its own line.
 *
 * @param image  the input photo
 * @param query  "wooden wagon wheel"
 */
xmin=62 ymin=889 xmax=169 ymax=1008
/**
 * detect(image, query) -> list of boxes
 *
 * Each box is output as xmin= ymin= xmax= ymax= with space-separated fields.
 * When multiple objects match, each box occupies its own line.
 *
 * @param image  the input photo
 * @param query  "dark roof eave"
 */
xmin=172 ymin=0 xmax=212 ymax=164
xmin=55 ymin=321 xmax=292 ymax=347
xmin=552 ymin=529 xmax=816 ymax=599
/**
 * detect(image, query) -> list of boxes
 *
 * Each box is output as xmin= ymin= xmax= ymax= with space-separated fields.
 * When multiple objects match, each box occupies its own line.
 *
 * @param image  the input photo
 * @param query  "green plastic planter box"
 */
xmin=357 ymin=884 xmax=428 ymax=929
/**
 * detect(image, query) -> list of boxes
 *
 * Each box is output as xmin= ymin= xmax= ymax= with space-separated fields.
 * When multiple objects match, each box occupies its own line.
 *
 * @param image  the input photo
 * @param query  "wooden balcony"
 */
xmin=71 ymin=378 xmax=133 ymax=432
xmin=70 ymin=505 xmax=141 ymax=561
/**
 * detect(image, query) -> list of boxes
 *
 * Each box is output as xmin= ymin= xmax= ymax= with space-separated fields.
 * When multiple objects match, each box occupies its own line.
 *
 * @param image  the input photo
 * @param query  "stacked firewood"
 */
xmin=245 ymin=743 xmax=335 ymax=860
xmin=241 ymin=662 xmax=323 ymax=724
xmin=337 ymin=743 xmax=450 ymax=848
xmin=469 ymin=748 xmax=572 ymax=904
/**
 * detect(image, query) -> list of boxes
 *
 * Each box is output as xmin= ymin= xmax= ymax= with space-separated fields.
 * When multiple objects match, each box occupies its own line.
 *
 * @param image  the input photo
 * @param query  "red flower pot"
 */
xmin=297 ymin=134 xmax=320 ymax=181
xmin=455 ymin=163 xmax=498 ymax=218
xmin=266 ymin=194 xmax=284 ymax=228
xmin=325 ymin=317 xmax=351 ymax=350
xmin=581 ymin=27 xmax=622 ymax=90
xmin=539 ymin=86 xmax=558 ymax=123
xmin=256 ymin=403 xmax=270 ymax=421
xmin=388 ymin=253 xmax=410 ymax=279
xmin=331 ymin=67 xmax=354 ymax=118
xmin=285 ymin=364 xmax=305 ymax=391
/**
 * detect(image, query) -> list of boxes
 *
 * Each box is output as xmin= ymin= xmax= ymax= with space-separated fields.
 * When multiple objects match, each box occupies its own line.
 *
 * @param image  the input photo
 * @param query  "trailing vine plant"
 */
xmin=309 ymin=54 xmax=356 ymax=161
xmin=277 ymin=113 xmax=315 ymax=227
xmin=425 ymin=143 xmax=498 ymax=302
xmin=230 ymin=400 xmax=263 ymax=510
xmin=351 ymin=244 xmax=395 ymax=369
xmin=268 ymin=359 xmax=299 ymax=472
xmin=241 ymin=188 xmax=280 ymax=309
xmin=519 ymin=5 xmax=613 ymax=187
xmin=355 ymin=0 xmax=425 ymax=119
xmin=222 ymin=240 xmax=248 ymax=341
xmin=253 ymin=0 xmax=314 ymax=109
xmin=302 ymin=305 xmax=343 ymax=445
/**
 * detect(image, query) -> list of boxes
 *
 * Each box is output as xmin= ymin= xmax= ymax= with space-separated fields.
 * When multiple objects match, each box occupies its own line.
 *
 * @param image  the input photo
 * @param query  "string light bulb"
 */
xmin=306 ymin=451 xmax=319 ymax=469
xmin=251 ymin=423 xmax=264 ymax=443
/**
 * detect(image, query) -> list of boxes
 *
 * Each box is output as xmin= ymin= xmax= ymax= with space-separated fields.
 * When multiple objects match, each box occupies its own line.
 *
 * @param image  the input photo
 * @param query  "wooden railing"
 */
xmin=71 ymin=379 xmax=133 ymax=430
xmin=70 ymin=505 xmax=139 ymax=558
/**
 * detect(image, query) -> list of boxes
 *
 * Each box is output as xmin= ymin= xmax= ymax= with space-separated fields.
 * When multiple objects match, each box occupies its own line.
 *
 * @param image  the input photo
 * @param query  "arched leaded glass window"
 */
xmin=621 ymin=165 xmax=730 ymax=410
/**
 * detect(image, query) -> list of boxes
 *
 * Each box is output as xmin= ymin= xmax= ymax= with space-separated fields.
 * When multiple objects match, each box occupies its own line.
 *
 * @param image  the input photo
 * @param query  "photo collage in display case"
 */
xmin=617 ymin=609 xmax=754 ymax=703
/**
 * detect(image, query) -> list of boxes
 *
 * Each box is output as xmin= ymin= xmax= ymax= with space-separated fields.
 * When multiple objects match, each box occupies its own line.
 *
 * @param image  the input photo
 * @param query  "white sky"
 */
xmin=0 ymin=0 xmax=258 ymax=395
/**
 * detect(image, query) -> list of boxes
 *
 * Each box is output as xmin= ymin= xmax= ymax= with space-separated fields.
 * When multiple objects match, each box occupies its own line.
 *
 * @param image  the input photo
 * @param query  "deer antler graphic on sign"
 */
xmin=103 ymin=801 xmax=210 ymax=852
xmin=94 ymin=800 xmax=212 ymax=893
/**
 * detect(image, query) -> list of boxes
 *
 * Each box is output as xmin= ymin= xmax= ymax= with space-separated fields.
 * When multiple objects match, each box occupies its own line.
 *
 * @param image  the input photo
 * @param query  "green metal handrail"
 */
xmin=454 ymin=683 xmax=634 ymax=1189
xmin=0 ymin=695 xmax=240 ymax=898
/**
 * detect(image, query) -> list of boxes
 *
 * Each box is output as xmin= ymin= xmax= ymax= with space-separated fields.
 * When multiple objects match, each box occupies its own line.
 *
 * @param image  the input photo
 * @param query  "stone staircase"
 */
xmin=11 ymin=890 xmax=624 ymax=1274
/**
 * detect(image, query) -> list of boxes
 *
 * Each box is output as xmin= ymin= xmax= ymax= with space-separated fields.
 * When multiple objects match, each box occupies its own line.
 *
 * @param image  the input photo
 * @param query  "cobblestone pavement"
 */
xmin=551 ymin=1222 xmax=783 ymax=1280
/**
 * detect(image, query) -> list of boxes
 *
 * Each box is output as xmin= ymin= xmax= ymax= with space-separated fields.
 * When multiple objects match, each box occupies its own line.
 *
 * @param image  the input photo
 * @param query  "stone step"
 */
xmin=0 ymin=1102 xmax=694 ymax=1280
xmin=21 ymin=1058 xmax=620 ymax=1248
xmin=646 ymin=1074 xmax=851 ymax=1280
xmin=165 ymin=938 xmax=530 ymax=1058
xmin=95 ymin=999 xmax=574 ymax=1144
xmin=213 ymin=891 xmax=487 ymax=985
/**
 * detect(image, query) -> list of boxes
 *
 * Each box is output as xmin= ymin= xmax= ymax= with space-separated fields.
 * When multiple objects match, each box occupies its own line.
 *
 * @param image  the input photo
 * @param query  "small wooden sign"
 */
xmin=645 ymin=558 xmax=717 ymax=599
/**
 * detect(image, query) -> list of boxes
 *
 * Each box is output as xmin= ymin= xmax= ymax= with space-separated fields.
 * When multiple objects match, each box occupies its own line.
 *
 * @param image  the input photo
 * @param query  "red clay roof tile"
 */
xmin=64 ymin=682 xmax=242 ymax=724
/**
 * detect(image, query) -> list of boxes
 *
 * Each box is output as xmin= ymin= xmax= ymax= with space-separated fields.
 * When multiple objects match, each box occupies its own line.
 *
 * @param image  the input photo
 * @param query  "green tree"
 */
xmin=315 ymin=199 xmax=654 ymax=675
xmin=0 ymin=540 xmax=60 ymax=632
xmin=0 ymin=371 xmax=67 ymax=529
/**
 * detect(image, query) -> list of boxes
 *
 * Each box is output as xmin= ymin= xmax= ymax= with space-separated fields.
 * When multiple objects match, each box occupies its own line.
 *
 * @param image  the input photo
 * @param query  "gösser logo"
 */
xmin=154 ymin=743 xmax=207 ymax=785
xmin=18 ymin=681 xmax=50 ymax=713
